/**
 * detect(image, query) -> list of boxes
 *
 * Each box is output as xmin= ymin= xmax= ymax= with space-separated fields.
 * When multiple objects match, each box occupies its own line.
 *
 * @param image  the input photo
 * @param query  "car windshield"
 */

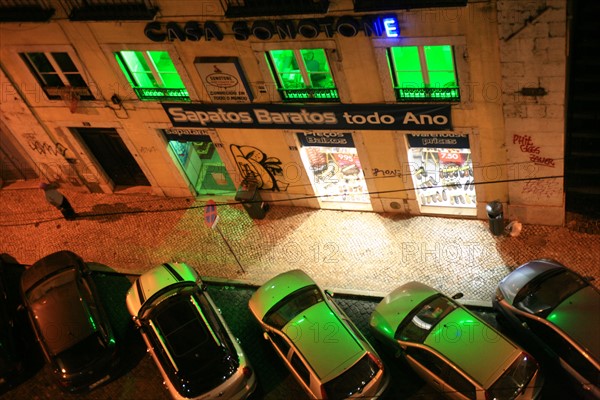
xmin=322 ymin=354 xmax=379 ymax=400
xmin=27 ymin=268 xmax=76 ymax=304
xmin=151 ymin=293 xmax=239 ymax=396
xmin=515 ymin=269 xmax=587 ymax=317
xmin=264 ymin=285 xmax=324 ymax=329
xmin=488 ymin=352 xmax=538 ymax=400
xmin=55 ymin=333 xmax=107 ymax=373
xmin=396 ymin=295 xmax=457 ymax=343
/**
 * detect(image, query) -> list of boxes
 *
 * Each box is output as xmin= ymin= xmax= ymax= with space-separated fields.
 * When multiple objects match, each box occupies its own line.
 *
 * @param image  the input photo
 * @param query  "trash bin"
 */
xmin=486 ymin=201 xmax=504 ymax=236
xmin=235 ymin=180 xmax=268 ymax=219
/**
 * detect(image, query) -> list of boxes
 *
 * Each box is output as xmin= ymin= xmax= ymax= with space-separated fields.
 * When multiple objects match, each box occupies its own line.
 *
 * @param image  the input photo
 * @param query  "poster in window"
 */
xmin=194 ymin=57 xmax=253 ymax=103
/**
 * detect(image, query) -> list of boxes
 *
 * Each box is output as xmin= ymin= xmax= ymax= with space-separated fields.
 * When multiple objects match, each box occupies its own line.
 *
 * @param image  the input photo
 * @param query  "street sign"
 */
xmin=204 ymin=199 xmax=219 ymax=229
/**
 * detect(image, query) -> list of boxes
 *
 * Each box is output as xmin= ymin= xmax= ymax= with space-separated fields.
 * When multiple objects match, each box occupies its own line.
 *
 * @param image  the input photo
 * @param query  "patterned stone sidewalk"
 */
xmin=1 ymin=184 xmax=599 ymax=303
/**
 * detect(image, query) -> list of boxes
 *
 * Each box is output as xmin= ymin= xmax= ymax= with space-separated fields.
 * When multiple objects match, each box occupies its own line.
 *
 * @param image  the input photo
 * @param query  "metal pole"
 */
xmin=215 ymin=225 xmax=246 ymax=273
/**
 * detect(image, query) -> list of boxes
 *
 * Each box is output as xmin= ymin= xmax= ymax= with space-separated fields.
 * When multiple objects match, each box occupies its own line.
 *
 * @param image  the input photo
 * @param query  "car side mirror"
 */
xmin=263 ymin=332 xmax=270 ymax=341
xmin=324 ymin=289 xmax=334 ymax=297
xmin=584 ymin=276 xmax=595 ymax=282
xmin=451 ymin=293 xmax=464 ymax=300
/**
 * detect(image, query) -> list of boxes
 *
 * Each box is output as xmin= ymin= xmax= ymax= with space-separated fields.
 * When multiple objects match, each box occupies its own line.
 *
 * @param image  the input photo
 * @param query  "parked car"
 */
xmin=125 ymin=262 xmax=256 ymax=400
xmin=370 ymin=281 xmax=543 ymax=400
xmin=20 ymin=250 xmax=118 ymax=392
xmin=248 ymin=269 xmax=389 ymax=400
xmin=493 ymin=259 xmax=600 ymax=399
xmin=0 ymin=259 xmax=26 ymax=390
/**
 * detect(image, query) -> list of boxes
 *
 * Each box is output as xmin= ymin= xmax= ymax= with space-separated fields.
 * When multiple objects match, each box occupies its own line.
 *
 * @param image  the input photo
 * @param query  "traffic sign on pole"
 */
xmin=204 ymin=199 xmax=219 ymax=229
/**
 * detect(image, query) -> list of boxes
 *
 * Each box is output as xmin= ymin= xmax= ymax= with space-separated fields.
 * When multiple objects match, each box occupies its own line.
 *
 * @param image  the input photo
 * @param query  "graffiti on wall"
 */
xmin=521 ymin=178 xmax=562 ymax=200
xmin=230 ymin=144 xmax=289 ymax=191
xmin=513 ymin=134 xmax=555 ymax=167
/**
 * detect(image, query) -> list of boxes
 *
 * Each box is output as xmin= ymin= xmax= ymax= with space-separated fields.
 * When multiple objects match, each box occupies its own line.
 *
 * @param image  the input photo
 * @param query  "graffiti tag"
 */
xmin=230 ymin=144 xmax=289 ymax=191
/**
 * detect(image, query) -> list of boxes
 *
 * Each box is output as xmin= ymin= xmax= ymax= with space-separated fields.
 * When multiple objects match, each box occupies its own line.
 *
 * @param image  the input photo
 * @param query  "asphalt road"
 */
xmin=1 ymin=268 xmax=580 ymax=400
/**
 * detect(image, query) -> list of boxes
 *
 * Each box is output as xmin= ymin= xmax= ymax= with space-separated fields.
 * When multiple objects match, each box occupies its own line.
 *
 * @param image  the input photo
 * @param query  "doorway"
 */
xmin=73 ymin=128 xmax=150 ymax=187
xmin=168 ymin=139 xmax=236 ymax=196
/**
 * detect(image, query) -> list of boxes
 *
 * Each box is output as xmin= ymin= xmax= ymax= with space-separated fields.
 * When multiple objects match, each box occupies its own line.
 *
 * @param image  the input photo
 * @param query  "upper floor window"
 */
xmin=387 ymin=45 xmax=460 ymax=102
xmin=266 ymin=48 xmax=338 ymax=102
xmin=20 ymin=52 xmax=94 ymax=100
xmin=115 ymin=50 xmax=190 ymax=101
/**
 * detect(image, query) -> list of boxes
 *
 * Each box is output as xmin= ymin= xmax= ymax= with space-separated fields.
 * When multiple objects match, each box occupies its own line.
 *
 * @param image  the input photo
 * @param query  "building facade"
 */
xmin=0 ymin=0 xmax=566 ymax=225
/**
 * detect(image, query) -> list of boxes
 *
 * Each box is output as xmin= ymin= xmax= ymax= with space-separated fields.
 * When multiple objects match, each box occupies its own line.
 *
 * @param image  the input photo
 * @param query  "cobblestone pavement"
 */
xmin=1 ymin=182 xmax=599 ymax=304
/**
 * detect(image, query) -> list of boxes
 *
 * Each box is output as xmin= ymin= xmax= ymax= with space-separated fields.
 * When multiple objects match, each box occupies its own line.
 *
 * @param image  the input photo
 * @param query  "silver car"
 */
xmin=493 ymin=259 xmax=600 ymax=399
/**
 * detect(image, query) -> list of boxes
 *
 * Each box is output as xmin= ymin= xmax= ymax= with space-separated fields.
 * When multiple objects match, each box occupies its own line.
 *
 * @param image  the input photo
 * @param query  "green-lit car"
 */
xmin=370 ymin=282 xmax=544 ymax=400
xmin=248 ymin=269 xmax=389 ymax=400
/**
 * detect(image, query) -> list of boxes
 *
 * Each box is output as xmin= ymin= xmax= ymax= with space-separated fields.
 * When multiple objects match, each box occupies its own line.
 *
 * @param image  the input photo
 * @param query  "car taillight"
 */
xmin=242 ymin=366 xmax=253 ymax=379
xmin=368 ymin=352 xmax=383 ymax=371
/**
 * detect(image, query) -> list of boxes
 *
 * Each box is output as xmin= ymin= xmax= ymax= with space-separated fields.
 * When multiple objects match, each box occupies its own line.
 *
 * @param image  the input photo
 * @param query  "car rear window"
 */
xmin=515 ymin=269 xmax=587 ymax=317
xmin=322 ymin=353 xmax=379 ymax=400
xmin=396 ymin=295 xmax=457 ymax=343
xmin=264 ymin=285 xmax=323 ymax=329
xmin=151 ymin=294 xmax=239 ymax=396
xmin=487 ymin=353 xmax=538 ymax=400
xmin=56 ymin=333 xmax=107 ymax=372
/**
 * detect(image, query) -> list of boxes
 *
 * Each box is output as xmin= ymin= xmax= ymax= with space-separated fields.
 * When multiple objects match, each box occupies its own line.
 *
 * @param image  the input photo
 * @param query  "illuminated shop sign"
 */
xmin=162 ymin=103 xmax=451 ymax=131
xmin=144 ymin=15 xmax=400 ymax=42
xmin=407 ymin=133 xmax=469 ymax=149
xmin=162 ymin=128 xmax=215 ymax=142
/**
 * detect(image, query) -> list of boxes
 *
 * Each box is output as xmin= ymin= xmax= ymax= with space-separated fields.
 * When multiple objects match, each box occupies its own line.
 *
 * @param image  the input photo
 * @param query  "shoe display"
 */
xmin=442 ymin=190 xmax=447 ymax=201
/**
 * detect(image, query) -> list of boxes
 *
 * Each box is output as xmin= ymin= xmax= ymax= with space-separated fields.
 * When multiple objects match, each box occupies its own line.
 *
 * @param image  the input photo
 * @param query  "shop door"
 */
xmin=407 ymin=133 xmax=476 ymax=216
xmin=168 ymin=139 xmax=236 ymax=196
xmin=297 ymin=132 xmax=371 ymax=211
xmin=74 ymin=128 xmax=150 ymax=187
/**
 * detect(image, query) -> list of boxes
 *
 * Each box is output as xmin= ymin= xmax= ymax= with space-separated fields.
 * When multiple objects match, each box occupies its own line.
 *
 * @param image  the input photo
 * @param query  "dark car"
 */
xmin=493 ymin=259 xmax=600 ymax=399
xmin=0 ymin=259 xmax=27 ymax=390
xmin=20 ymin=250 xmax=118 ymax=392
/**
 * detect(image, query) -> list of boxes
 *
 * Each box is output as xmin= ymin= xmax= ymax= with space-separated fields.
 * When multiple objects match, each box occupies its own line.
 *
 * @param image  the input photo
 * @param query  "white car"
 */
xmin=248 ymin=269 xmax=389 ymax=399
xmin=126 ymin=263 xmax=256 ymax=400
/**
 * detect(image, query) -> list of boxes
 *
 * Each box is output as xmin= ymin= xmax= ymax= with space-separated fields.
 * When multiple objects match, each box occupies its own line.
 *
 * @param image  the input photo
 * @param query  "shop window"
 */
xmin=407 ymin=134 xmax=476 ymax=215
xmin=387 ymin=45 xmax=460 ymax=102
xmin=266 ymin=49 xmax=339 ymax=102
xmin=20 ymin=52 xmax=94 ymax=100
xmin=115 ymin=50 xmax=190 ymax=101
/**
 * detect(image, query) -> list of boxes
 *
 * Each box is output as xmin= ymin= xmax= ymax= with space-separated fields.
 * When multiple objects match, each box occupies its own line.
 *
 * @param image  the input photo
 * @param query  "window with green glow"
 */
xmin=266 ymin=48 xmax=338 ymax=102
xmin=387 ymin=45 xmax=459 ymax=102
xmin=115 ymin=50 xmax=189 ymax=101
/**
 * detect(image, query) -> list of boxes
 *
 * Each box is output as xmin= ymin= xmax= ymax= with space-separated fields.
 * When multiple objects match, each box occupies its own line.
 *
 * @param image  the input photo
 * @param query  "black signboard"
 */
xmin=297 ymin=132 xmax=355 ymax=147
xmin=162 ymin=103 xmax=452 ymax=131
xmin=407 ymin=133 xmax=470 ymax=149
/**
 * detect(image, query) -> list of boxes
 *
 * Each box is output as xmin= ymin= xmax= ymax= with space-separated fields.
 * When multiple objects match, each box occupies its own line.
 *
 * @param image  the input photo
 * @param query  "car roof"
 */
xmin=249 ymin=269 xmax=316 ymax=321
xmin=126 ymin=263 xmax=200 ymax=317
xmin=424 ymin=307 xmax=520 ymax=387
xmin=286 ymin=301 xmax=364 ymax=382
xmin=31 ymin=277 xmax=96 ymax=355
xmin=547 ymin=285 xmax=600 ymax=361
xmin=372 ymin=281 xmax=440 ymax=340
xmin=498 ymin=259 xmax=564 ymax=303
xmin=21 ymin=250 xmax=83 ymax=293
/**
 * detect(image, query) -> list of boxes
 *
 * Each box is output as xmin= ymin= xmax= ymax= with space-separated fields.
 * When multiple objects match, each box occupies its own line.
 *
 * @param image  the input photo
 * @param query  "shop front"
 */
xmin=162 ymin=128 xmax=236 ymax=196
xmin=407 ymin=133 xmax=476 ymax=216
xmin=296 ymin=131 xmax=371 ymax=211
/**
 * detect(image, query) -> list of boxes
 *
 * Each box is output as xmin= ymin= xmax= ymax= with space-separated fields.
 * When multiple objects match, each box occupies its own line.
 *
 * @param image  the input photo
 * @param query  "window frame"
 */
xmin=114 ymin=50 xmax=190 ymax=102
xmin=252 ymin=41 xmax=350 ymax=103
xmin=373 ymin=37 xmax=469 ymax=105
xmin=102 ymin=44 xmax=197 ymax=103
xmin=265 ymin=48 xmax=338 ymax=102
xmin=17 ymin=47 xmax=97 ymax=102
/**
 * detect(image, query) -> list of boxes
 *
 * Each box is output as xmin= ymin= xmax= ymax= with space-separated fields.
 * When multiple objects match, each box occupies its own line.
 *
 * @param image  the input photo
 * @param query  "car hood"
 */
xmin=21 ymin=251 xmax=82 ymax=293
xmin=547 ymin=285 xmax=600 ymax=361
xmin=249 ymin=270 xmax=316 ymax=321
xmin=498 ymin=260 xmax=563 ymax=303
